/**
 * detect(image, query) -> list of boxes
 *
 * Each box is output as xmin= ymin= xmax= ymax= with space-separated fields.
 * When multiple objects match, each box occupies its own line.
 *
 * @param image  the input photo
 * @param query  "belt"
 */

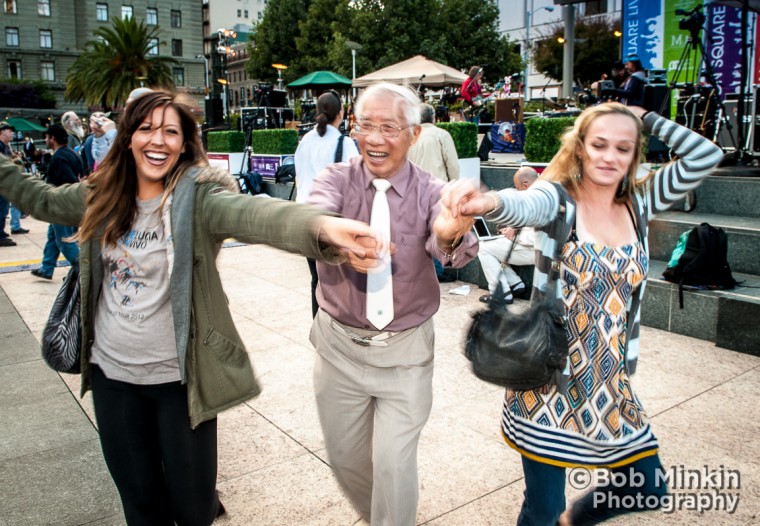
xmin=330 ymin=320 xmax=397 ymax=347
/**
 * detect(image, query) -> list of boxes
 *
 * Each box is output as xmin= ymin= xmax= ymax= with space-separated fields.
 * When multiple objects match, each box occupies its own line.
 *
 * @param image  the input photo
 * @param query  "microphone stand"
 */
xmin=540 ymin=79 xmax=551 ymax=113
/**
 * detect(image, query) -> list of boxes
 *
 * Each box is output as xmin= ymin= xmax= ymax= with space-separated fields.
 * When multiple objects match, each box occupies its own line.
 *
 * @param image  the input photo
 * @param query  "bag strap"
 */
xmin=334 ymin=134 xmax=345 ymax=163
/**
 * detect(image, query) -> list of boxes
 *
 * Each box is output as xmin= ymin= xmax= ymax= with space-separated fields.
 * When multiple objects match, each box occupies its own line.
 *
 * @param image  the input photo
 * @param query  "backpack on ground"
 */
xmin=662 ymin=222 xmax=737 ymax=308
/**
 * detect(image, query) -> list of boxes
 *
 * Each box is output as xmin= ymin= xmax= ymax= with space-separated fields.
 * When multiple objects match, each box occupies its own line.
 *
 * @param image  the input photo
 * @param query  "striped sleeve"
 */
xmin=642 ymin=113 xmax=724 ymax=217
xmin=485 ymin=179 xmax=560 ymax=227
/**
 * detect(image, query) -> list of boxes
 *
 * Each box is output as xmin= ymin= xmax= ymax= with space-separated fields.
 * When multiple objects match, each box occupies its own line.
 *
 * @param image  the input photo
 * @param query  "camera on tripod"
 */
xmin=676 ymin=5 xmax=705 ymax=35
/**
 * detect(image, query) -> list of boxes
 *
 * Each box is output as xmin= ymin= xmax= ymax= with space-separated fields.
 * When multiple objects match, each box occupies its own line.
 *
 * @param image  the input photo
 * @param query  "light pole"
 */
xmin=196 ymin=54 xmax=209 ymax=99
xmin=345 ymin=40 xmax=362 ymax=99
xmin=216 ymin=28 xmax=237 ymax=126
xmin=523 ymin=3 xmax=554 ymax=102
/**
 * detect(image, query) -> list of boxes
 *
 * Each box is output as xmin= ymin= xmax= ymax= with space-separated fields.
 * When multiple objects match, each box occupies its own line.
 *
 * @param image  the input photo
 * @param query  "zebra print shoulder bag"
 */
xmin=41 ymin=265 xmax=81 ymax=374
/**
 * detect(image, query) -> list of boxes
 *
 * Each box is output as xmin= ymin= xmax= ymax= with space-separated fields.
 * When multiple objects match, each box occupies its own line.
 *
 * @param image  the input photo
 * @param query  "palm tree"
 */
xmin=65 ymin=16 xmax=177 ymax=110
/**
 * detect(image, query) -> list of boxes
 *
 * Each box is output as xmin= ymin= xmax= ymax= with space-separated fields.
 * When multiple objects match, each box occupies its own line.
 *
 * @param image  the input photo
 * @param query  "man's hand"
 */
xmin=500 ymin=227 xmax=518 ymax=240
xmin=318 ymin=217 xmax=389 ymax=274
xmin=434 ymin=193 xmax=474 ymax=249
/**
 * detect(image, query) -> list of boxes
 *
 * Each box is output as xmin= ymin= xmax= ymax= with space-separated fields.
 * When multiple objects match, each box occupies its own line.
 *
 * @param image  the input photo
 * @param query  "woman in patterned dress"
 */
xmin=442 ymin=102 xmax=723 ymax=525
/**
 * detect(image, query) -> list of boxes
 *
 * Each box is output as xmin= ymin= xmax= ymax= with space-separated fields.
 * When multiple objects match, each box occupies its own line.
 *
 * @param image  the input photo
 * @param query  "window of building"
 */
xmin=122 ymin=5 xmax=133 ymax=19
xmin=244 ymin=10 xmax=248 ymax=18
xmin=96 ymin=3 xmax=108 ymax=21
xmin=171 ymin=10 xmax=181 ymax=27
xmin=146 ymin=7 xmax=157 ymax=25
xmin=40 ymin=61 xmax=55 ymax=80
xmin=4 ymin=0 xmax=17 ymax=14
xmin=171 ymin=39 xmax=182 ymax=57
xmin=5 ymin=27 xmax=19 ymax=47
xmin=237 ymin=9 xmax=241 ymax=17
xmin=173 ymin=67 xmax=184 ymax=86
xmin=7 ymin=59 xmax=21 ymax=79
xmin=38 ymin=0 xmax=50 ymax=16
xmin=39 ymin=29 xmax=52 ymax=48
xmin=258 ymin=12 xmax=262 ymax=20
xmin=148 ymin=37 xmax=158 ymax=55
xmin=584 ymin=0 xmax=606 ymax=16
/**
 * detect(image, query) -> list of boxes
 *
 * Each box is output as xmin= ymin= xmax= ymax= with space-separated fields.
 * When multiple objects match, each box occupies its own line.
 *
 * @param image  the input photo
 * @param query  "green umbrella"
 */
xmin=288 ymin=71 xmax=353 ymax=90
xmin=6 ymin=117 xmax=47 ymax=132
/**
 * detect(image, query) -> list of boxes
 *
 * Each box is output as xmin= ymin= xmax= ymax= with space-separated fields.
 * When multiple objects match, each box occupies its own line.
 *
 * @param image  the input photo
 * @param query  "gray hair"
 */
xmin=420 ymin=103 xmax=435 ymax=124
xmin=355 ymin=83 xmax=421 ymax=134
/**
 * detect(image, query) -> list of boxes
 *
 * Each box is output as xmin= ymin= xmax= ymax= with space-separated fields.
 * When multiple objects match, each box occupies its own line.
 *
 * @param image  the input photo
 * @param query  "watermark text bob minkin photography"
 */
xmin=568 ymin=464 xmax=741 ymax=514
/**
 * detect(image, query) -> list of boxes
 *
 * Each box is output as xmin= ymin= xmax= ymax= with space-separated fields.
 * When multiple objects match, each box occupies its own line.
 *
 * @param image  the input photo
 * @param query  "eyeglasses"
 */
xmin=354 ymin=122 xmax=412 ymax=138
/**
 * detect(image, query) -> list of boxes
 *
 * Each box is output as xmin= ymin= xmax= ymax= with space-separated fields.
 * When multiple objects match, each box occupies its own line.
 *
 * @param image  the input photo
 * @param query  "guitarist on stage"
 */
xmin=461 ymin=66 xmax=489 ymax=123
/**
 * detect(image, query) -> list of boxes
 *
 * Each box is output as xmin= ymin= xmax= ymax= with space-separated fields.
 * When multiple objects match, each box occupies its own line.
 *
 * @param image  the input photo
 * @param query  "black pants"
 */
xmin=307 ymin=257 xmax=319 ymax=318
xmin=91 ymin=365 xmax=220 ymax=526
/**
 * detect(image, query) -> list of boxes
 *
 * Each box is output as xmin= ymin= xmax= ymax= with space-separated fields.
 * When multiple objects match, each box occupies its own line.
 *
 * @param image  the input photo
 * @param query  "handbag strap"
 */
xmin=334 ymin=134 xmax=345 ymax=163
xmin=501 ymin=226 xmax=522 ymax=264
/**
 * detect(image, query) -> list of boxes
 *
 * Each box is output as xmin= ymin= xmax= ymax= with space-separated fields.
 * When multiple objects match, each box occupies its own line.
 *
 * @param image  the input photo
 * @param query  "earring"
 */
xmin=575 ymin=170 xmax=582 ymax=183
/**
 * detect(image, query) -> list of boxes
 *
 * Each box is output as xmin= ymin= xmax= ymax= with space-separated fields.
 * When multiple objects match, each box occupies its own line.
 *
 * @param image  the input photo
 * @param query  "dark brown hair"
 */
xmin=78 ymin=90 xmax=206 ymax=246
xmin=315 ymin=91 xmax=342 ymax=137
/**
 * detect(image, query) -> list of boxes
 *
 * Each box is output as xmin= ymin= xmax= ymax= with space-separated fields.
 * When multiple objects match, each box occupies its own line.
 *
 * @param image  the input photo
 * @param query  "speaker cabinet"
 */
xmin=205 ymin=98 xmax=224 ymax=127
xmin=643 ymin=85 xmax=671 ymax=116
xmin=495 ymin=99 xmax=522 ymax=122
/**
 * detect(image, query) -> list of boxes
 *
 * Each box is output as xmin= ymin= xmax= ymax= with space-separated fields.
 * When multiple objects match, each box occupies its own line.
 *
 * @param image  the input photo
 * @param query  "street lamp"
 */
xmin=218 ymin=78 xmax=228 ymax=122
xmin=272 ymin=63 xmax=288 ymax=90
xmin=523 ymin=4 xmax=554 ymax=102
xmin=196 ymin=54 xmax=209 ymax=99
xmin=345 ymin=40 xmax=362 ymax=99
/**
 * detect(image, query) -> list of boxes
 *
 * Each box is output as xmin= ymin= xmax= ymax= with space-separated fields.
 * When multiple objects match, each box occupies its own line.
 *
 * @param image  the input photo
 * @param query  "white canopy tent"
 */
xmin=352 ymin=55 xmax=467 ymax=89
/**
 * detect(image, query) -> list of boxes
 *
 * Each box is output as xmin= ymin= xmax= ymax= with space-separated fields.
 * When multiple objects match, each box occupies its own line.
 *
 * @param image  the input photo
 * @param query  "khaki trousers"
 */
xmin=310 ymin=309 xmax=434 ymax=526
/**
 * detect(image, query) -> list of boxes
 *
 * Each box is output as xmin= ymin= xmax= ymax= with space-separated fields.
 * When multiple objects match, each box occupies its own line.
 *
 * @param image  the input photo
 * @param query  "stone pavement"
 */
xmin=1 ymin=216 xmax=759 ymax=526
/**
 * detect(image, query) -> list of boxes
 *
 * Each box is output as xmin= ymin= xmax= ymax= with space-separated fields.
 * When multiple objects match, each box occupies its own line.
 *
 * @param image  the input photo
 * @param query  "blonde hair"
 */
xmin=78 ymin=90 xmax=207 ymax=246
xmin=541 ymin=102 xmax=648 ymax=203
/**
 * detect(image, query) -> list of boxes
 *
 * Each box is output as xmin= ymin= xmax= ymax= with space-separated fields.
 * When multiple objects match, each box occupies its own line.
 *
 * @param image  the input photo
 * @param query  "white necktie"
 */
xmin=366 ymin=178 xmax=394 ymax=330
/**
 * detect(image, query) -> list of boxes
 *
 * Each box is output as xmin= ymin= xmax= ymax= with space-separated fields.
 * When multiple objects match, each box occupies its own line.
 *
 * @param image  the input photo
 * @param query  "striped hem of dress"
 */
xmin=501 ymin=410 xmax=659 ymax=469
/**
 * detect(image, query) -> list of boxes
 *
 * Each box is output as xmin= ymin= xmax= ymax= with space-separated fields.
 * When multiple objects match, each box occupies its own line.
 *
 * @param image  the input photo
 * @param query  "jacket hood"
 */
xmin=191 ymin=164 xmax=240 ymax=193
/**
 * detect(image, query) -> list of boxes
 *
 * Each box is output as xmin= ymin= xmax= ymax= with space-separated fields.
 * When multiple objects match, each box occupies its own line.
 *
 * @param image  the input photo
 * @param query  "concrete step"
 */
xmin=648 ymin=211 xmax=760 ymax=276
xmin=671 ymin=176 xmax=760 ymax=218
xmin=643 ymin=260 xmax=760 ymax=356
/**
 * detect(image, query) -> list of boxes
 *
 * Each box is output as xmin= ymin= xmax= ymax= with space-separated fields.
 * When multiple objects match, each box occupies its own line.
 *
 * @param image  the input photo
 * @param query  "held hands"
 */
xmin=434 ymin=185 xmax=476 ymax=249
xmin=439 ymin=179 xmax=495 ymax=219
xmin=318 ymin=217 xmax=395 ymax=274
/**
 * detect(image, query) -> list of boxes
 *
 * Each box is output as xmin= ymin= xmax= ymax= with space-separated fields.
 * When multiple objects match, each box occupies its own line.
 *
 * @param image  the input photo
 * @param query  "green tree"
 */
xmin=533 ymin=17 xmax=622 ymax=86
xmin=248 ymin=0 xmax=312 ymax=83
xmin=65 ymin=16 xmax=176 ymax=110
xmin=295 ymin=0 xmax=354 ymax=75
xmin=438 ymin=0 xmax=522 ymax=76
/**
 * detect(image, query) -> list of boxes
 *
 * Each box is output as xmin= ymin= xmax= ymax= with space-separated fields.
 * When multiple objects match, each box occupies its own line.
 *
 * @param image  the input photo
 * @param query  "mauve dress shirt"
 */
xmin=308 ymin=156 xmax=478 ymax=332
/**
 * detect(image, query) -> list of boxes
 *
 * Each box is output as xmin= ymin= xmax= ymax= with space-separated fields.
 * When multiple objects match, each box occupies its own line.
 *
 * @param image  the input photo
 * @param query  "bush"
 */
xmin=436 ymin=122 xmax=478 ymax=158
xmin=0 ymin=79 xmax=57 ymax=109
xmin=207 ymin=131 xmax=245 ymax=152
xmin=251 ymin=129 xmax=298 ymax=154
xmin=523 ymin=117 xmax=576 ymax=163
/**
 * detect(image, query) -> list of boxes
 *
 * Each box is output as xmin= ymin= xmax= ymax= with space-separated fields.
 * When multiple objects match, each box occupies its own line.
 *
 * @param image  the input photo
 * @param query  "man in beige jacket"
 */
xmin=407 ymin=103 xmax=459 ymax=182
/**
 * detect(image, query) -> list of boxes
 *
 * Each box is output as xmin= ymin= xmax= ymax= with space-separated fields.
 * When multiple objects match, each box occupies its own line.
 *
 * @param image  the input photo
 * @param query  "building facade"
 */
xmin=497 ymin=0 xmax=622 ymax=101
xmin=1 ymin=0 xmax=205 ymax=118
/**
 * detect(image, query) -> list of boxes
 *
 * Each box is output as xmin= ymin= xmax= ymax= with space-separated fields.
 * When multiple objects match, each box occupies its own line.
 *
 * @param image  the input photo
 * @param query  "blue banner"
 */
xmin=622 ymin=0 xmax=664 ymax=69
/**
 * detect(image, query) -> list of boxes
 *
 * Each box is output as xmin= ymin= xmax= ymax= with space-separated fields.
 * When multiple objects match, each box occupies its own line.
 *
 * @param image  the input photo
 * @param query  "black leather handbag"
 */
xmin=41 ymin=265 xmax=81 ymax=374
xmin=465 ymin=209 xmax=569 ymax=391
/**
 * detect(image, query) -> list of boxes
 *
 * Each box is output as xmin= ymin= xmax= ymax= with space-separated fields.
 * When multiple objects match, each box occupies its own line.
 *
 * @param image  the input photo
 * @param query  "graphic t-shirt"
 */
xmin=90 ymin=194 xmax=180 ymax=384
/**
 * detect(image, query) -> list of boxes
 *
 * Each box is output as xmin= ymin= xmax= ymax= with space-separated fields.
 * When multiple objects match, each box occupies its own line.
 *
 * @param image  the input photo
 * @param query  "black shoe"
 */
xmin=479 ymin=294 xmax=491 ymax=303
xmin=479 ymin=293 xmax=513 ymax=305
xmin=11 ymin=228 xmax=29 ymax=234
xmin=437 ymin=274 xmax=456 ymax=283
xmin=0 ymin=237 xmax=16 ymax=247
xmin=512 ymin=285 xmax=530 ymax=300
xmin=31 ymin=268 xmax=52 ymax=280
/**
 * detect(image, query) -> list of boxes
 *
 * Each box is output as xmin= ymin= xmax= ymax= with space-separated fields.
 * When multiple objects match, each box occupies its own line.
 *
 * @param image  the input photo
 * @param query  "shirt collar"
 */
xmin=360 ymin=159 xmax=413 ymax=198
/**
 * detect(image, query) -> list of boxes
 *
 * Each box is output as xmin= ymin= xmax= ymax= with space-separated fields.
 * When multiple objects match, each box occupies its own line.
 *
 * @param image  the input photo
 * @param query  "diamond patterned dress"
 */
xmin=500 ymin=240 xmax=660 ymax=468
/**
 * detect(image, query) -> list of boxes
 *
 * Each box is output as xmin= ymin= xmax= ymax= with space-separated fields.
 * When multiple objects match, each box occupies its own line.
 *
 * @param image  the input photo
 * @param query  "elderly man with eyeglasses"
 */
xmin=307 ymin=83 xmax=478 ymax=526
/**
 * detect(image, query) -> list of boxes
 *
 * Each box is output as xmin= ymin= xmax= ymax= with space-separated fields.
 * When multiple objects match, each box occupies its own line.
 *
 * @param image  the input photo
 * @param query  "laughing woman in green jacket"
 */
xmin=0 ymin=91 xmax=381 ymax=525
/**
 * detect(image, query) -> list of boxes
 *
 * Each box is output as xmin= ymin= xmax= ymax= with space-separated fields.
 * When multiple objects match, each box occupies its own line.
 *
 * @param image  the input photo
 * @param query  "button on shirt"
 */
xmin=308 ymin=156 xmax=478 ymax=332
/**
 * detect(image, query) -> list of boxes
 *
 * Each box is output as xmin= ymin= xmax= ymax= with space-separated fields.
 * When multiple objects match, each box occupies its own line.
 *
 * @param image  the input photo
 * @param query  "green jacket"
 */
xmin=0 ymin=156 xmax=341 ymax=428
